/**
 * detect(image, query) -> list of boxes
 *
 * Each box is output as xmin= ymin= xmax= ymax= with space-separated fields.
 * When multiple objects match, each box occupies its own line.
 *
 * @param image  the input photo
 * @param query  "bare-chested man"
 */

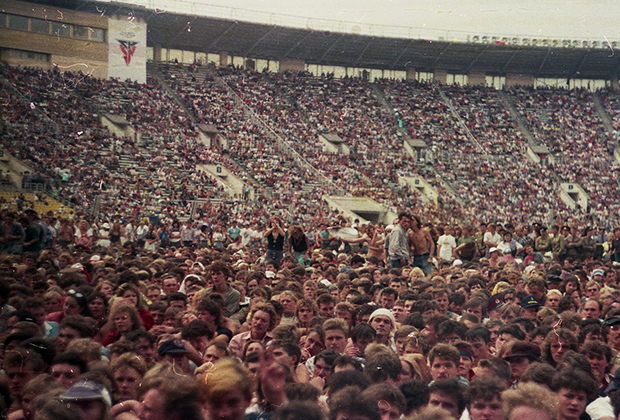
xmin=408 ymin=215 xmax=435 ymax=275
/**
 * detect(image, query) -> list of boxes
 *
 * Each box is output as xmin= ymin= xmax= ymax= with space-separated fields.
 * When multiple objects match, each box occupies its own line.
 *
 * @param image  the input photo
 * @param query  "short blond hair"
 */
xmin=502 ymin=382 xmax=556 ymax=420
xmin=200 ymin=358 xmax=252 ymax=401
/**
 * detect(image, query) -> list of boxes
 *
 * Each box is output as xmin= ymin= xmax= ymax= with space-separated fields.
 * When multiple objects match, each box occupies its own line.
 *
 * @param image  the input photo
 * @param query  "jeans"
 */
xmin=413 ymin=253 xmax=432 ymax=275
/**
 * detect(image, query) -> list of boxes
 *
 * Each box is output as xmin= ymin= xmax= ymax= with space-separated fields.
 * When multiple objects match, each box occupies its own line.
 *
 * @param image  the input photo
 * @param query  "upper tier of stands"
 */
xmin=1 ymin=61 xmax=619 ymax=227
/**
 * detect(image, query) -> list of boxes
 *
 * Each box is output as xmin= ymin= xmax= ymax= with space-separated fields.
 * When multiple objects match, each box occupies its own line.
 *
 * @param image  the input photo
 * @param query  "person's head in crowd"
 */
xmin=248 ymin=302 xmax=277 ymax=340
xmin=541 ymin=328 xmax=578 ymax=367
xmin=379 ymin=288 xmax=398 ymax=310
xmin=551 ymin=367 xmax=598 ymax=420
xmin=62 ymin=289 xmax=93 ymax=318
xmin=94 ymin=281 xmax=115 ymax=300
xmin=146 ymin=285 xmax=163 ymax=303
xmin=163 ymin=306 xmax=182 ymax=330
xmin=57 ymin=378 xmax=112 ymax=420
xmin=279 ymin=291 xmax=298 ymax=318
xmin=139 ymin=372 xmax=203 ymax=420
xmin=243 ymin=340 xmax=266 ymax=361
xmin=455 ymin=341 xmax=475 ymax=380
xmin=50 ymin=352 xmax=88 ymax=388
xmin=296 ymin=299 xmax=318 ymax=327
xmin=108 ymin=301 xmax=143 ymax=341
xmin=314 ymin=349 xmax=339 ymax=384
xmin=463 ymin=297 xmax=487 ymax=321
xmin=335 ymin=302 xmax=355 ymax=331
xmin=125 ymin=330 xmax=157 ymax=367
xmin=428 ymin=343 xmax=460 ymax=382
xmin=427 ymin=379 xmax=466 ymax=419
xmin=203 ymin=341 xmax=233 ymax=365
xmin=584 ymin=280 xmax=601 ymax=300
xmin=363 ymin=351 xmax=401 ymax=385
xmin=21 ymin=374 xmax=64 ymax=420
xmin=436 ymin=319 xmax=466 ymax=345
xmin=87 ymin=292 xmax=109 ymax=321
xmin=464 ymin=377 xmax=506 ymax=420
xmin=333 ymin=355 xmax=364 ymax=373
xmin=107 ymin=340 xmax=137 ymax=362
xmin=111 ymin=353 xmax=147 ymax=401
xmin=360 ymin=383 xmax=406 ymax=420
xmin=58 ymin=315 xmax=96 ymax=353
xmin=520 ymin=295 xmax=540 ymax=318
xmin=368 ymin=309 xmax=395 ymax=346
xmin=116 ymin=283 xmax=146 ymax=310
xmin=149 ymin=302 xmax=168 ymax=326
xmin=398 ymin=379 xmax=429 ymax=416
xmin=303 ymin=327 xmax=325 ymax=358
xmin=317 ymin=294 xmax=336 ymax=318
xmin=393 ymin=325 xmax=417 ymax=355
xmin=356 ymin=304 xmax=378 ymax=325
xmin=464 ymin=325 xmax=492 ymax=363
xmin=519 ymin=362 xmax=556 ymax=390
xmin=502 ymin=341 xmax=541 ymax=382
xmin=473 ymin=357 xmax=511 ymax=385
xmin=167 ymin=292 xmax=187 ymax=311
xmin=161 ymin=275 xmax=180 ymax=295
xmin=495 ymin=324 xmax=525 ymax=353
xmin=66 ymin=338 xmax=103 ymax=363
xmin=5 ymin=348 xmax=46 ymax=406
xmin=273 ymin=401 xmax=326 ymax=420
xmin=323 ymin=318 xmax=349 ymax=353
xmin=502 ymin=382 xmax=556 ymax=420
xmin=578 ymin=322 xmax=606 ymax=347
xmin=580 ymin=298 xmax=602 ymax=320
xmin=328 ymin=386 xmax=380 ymax=420
xmin=158 ymin=338 xmax=192 ymax=373
xmin=579 ymin=341 xmax=611 ymax=385
xmin=269 ymin=340 xmax=302 ymax=370
xmin=181 ymin=320 xmax=214 ymax=355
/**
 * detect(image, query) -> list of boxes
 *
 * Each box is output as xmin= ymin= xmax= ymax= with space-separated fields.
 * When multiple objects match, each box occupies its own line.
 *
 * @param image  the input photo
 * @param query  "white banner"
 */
xmin=107 ymin=16 xmax=147 ymax=83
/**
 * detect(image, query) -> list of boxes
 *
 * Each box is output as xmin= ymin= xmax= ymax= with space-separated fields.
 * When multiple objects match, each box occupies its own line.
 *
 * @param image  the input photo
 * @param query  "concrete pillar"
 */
xmin=505 ymin=73 xmax=535 ymax=88
xmin=434 ymin=69 xmax=448 ymax=85
xmin=279 ymin=59 xmax=306 ymax=73
xmin=611 ymin=77 xmax=619 ymax=92
xmin=153 ymin=45 xmax=162 ymax=62
xmin=406 ymin=68 xmax=417 ymax=81
xmin=219 ymin=51 xmax=228 ymax=67
xmin=468 ymin=71 xmax=486 ymax=86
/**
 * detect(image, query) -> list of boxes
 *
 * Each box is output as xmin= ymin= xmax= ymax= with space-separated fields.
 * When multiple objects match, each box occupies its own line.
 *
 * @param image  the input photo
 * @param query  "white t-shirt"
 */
xmin=437 ymin=234 xmax=456 ymax=261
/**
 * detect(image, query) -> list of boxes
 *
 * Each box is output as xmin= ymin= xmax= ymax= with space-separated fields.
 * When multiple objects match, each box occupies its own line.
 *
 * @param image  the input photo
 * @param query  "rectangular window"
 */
xmin=0 ymin=13 xmax=7 ymax=28
xmin=51 ymin=21 xmax=70 ymax=38
xmin=30 ymin=18 xmax=50 ymax=34
xmin=9 ymin=15 xmax=28 ymax=30
xmin=90 ymin=27 xmax=105 ymax=42
xmin=73 ymin=25 xmax=89 ymax=40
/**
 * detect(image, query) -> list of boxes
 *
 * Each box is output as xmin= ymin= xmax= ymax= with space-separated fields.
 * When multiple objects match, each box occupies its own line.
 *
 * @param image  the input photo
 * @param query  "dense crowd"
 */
xmin=3 ymin=60 xmax=620 ymax=419
xmin=0 ymin=206 xmax=619 ymax=420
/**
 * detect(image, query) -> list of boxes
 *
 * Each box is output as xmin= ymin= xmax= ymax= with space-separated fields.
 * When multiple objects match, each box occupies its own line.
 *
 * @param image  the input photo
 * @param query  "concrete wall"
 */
xmin=199 ymin=164 xmax=247 ymax=198
xmin=280 ymin=59 xmax=306 ymax=72
xmin=101 ymin=116 xmax=135 ymax=138
xmin=0 ymin=0 xmax=108 ymax=78
xmin=318 ymin=135 xmax=340 ymax=154
xmin=526 ymin=146 xmax=541 ymax=164
xmin=406 ymin=68 xmax=417 ymax=81
xmin=434 ymin=69 xmax=448 ymax=85
xmin=468 ymin=71 xmax=486 ymax=86
xmin=506 ymin=73 xmax=535 ymax=88
xmin=398 ymin=176 xmax=437 ymax=203
xmin=560 ymin=183 xmax=589 ymax=211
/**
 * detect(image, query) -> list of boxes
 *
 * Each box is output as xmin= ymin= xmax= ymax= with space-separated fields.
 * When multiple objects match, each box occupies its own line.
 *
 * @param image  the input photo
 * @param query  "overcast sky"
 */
xmin=103 ymin=0 xmax=620 ymax=42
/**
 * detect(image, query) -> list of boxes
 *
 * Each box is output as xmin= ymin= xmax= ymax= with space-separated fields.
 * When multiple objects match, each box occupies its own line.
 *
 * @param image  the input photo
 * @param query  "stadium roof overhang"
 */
xmin=70 ymin=1 xmax=620 ymax=80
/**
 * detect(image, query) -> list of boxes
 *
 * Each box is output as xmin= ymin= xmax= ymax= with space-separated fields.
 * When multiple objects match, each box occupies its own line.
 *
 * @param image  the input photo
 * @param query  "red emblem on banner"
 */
xmin=118 ymin=40 xmax=138 ymax=65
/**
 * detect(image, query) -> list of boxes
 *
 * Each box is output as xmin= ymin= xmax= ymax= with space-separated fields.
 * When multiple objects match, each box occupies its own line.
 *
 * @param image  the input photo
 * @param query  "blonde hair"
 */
xmin=502 ymin=382 xmax=557 ymax=420
xmin=200 ymin=358 xmax=252 ymax=401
